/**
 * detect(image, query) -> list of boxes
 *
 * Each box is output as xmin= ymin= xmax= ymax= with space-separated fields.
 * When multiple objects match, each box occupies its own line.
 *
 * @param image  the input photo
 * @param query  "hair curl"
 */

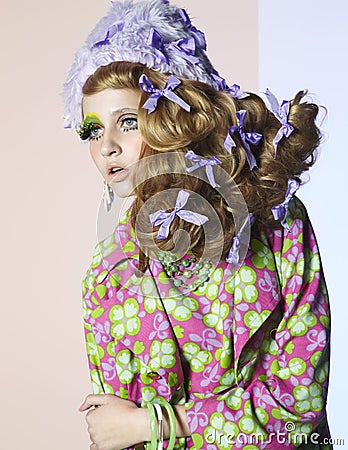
xmin=82 ymin=61 xmax=322 ymax=272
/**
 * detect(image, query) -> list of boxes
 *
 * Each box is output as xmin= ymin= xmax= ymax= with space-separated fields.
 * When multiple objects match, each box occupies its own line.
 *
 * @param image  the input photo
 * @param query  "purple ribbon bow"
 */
xmin=92 ymin=21 xmax=124 ymax=48
xmin=272 ymin=179 xmax=300 ymax=231
xmin=265 ymin=89 xmax=294 ymax=156
xmin=210 ymin=73 xmax=227 ymax=91
xmin=147 ymin=28 xmax=200 ymax=66
xmin=226 ymin=213 xmax=254 ymax=265
xmin=224 ymin=110 xmax=262 ymax=170
xmin=179 ymin=9 xmax=207 ymax=50
xmin=149 ymin=190 xmax=209 ymax=240
xmin=139 ymin=74 xmax=191 ymax=114
xmin=185 ymin=150 xmax=221 ymax=188
xmin=227 ymin=84 xmax=249 ymax=99
xmin=211 ymin=74 xmax=249 ymax=99
xmin=167 ymin=37 xmax=201 ymax=65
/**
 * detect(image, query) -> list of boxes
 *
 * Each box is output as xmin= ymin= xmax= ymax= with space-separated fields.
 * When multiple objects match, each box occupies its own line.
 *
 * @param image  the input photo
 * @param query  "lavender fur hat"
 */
xmin=63 ymin=0 xmax=222 ymax=130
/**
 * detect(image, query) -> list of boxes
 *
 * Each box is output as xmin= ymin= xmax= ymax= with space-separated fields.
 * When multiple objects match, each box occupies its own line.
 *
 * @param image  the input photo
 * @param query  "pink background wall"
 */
xmin=0 ymin=1 xmax=258 ymax=449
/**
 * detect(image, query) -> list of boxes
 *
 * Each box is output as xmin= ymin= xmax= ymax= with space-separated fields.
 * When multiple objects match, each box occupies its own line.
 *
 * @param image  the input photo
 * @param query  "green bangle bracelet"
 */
xmin=161 ymin=401 xmax=176 ymax=450
xmin=145 ymin=402 xmax=157 ymax=450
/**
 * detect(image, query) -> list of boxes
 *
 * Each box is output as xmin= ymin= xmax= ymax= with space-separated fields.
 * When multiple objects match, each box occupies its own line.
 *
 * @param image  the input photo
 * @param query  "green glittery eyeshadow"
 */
xmin=77 ymin=113 xmax=104 ymax=140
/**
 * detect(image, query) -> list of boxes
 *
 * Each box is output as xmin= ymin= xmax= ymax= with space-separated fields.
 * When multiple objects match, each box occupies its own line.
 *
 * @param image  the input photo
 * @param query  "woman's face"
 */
xmin=82 ymin=88 xmax=142 ymax=198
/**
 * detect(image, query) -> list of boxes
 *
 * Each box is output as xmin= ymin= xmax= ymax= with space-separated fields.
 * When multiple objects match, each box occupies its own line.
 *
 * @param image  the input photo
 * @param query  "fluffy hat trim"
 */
xmin=62 ymin=0 xmax=220 ymax=130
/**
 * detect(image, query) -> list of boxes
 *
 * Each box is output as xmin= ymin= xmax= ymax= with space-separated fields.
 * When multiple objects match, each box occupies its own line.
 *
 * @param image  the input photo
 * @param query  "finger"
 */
xmin=78 ymin=394 xmax=110 ymax=411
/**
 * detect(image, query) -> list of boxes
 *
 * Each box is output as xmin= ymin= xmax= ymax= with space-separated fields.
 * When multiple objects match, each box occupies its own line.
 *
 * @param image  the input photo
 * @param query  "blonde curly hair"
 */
xmin=82 ymin=61 xmax=322 ymax=271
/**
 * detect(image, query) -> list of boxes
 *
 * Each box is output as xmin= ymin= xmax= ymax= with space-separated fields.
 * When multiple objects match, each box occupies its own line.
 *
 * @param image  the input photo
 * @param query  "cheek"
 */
xmin=89 ymin=146 xmax=98 ymax=164
xmin=89 ymin=145 xmax=104 ymax=172
xmin=132 ymin=136 xmax=143 ymax=159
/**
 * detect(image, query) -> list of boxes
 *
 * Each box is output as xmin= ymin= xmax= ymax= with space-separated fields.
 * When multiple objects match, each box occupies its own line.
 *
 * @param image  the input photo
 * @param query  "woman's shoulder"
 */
xmin=287 ymin=194 xmax=311 ymax=224
xmin=255 ymin=195 xmax=312 ymax=245
xmin=81 ymin=208 xmax=140 ymax=298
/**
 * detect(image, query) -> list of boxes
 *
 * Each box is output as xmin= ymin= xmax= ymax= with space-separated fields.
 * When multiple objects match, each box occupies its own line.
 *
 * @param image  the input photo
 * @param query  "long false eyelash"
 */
xmin=122 ymin=125 xmax=138 ymax=133
xmin=76 ymin=123 xmax=102 ymax=141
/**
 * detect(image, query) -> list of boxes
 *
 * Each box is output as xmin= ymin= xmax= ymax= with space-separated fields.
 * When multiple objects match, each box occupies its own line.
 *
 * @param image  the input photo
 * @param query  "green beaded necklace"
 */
xmin=157 ymin=251 xmax=214 ymax=291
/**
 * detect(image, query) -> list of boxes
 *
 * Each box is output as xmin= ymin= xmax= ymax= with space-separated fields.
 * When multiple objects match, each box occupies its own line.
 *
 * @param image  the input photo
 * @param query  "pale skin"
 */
xmin=79 ymin=394 xmax=191 ymax=450
xmin=79 ymin=87 xmax=191 ymax=450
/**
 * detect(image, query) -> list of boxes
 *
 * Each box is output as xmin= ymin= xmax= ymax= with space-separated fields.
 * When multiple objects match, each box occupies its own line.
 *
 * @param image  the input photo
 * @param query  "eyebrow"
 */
xmin=111 ymin=107 xmax=138 ymax=116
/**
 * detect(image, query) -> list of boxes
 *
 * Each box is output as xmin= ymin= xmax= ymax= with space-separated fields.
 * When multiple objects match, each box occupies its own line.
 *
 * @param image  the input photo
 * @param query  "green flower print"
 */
xmin=182 ymin=342 xmax=212 ymax=373
xmin=197 ymin=267 xmax=224 ymax=300
xmin=173 ymin=325 xmax=185 ymax=339
xmin=163 ymin=291 xmax=199 ymax=321
xmin=288 ymin=303 xmax=318 ymax=336
xmin=234 ymin=267 xmax=258 ymax=304
xmin=280 ymin=256 xmax=295 ymax=282
xmin=119 ymin=209 xmax=131 ymax=225
xmin=271 ymin=406 xmax=299 ymax=422
xmin=133 ymin=341 xmax=145 ymax=355
xmin=288 ymin=422 xmax=313 ymax=447
xmin=311 ymin=351 xmax=329 ymax=384
xmin=218 ymin=386 xmax=244 ymax=411
xmin=204 ymin=412 xmax=239 ymax=449
xmin=203 ymin=299 xmax=230 ymax=334
xmin=109 ymin=272 xmax=121 ymax=288
xmin=144 ymin=295 xmax=163 ymax=314
xmin=213 ymin=368 xmax=236 ymax=394
xmin=143 ymin=277 xmax=163 ymax=313
xmin=96 ymin=270 xmax=109 ymax=287
xmin=304 ymin=248 xmax=321 ymax=283
xmin=82 ymin=268 xmax=94 ymax=295
xmin=251 ymin=239 xmax=275 ymax=270
xmin=86 ymin=332 xmax=104 ymax=365
xmin=141 ymin=386 xmax=164 ymax=404
xmin=168 ymin=372 xmax=179 ymax=387
xmin=225 ymin=274 xmax=235 ymax=295
xmin=270 ymin=357 xmax=306 ymax=380
xmin=238 ymin=401 xmax=268 ymax=437
xmin=82 ymin=297 xmax=92 ymax=326
xmin=260 ymin=332 xmax=279 ymax=356
xmin=215 ymin=335 xmax=233 ymax=368
xmin=121 ymin=239 xmax=135 ymax=254
xmin=90 ymin=369 xmax=114 ymax=395
xmin=109 ymin=298 xmax=141 ymax=340
xmin=293 ymin=383 xmax=323 ymax=414
xmin=254 ymin=407 xmax=269 ymax=428
xmin=115 ymin=350 xmax=140 ymax=384
xmin=295 ymin=256 xmax=305 ymax=278
xmin=149 ymin=339 xmax=176 ymax=370
xmin=244 ymin=310 xmax=271 ymax=336
xmin=91 ymin=236 xmax=117 ymax=268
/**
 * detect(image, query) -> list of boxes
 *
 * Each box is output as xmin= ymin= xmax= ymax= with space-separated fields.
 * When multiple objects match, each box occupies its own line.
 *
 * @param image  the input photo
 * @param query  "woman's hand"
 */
xmin=78 ymin=394 xmax=150 ymax=450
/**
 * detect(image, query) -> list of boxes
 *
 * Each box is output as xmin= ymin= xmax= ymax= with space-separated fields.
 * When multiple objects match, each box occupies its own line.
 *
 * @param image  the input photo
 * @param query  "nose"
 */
xmin=100 ymin=129 xmax=122 ymax=157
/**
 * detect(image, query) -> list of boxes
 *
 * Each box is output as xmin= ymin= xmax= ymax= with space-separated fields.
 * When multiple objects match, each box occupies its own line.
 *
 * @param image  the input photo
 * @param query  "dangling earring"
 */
xmin=103 ymin=179 xmax=114 ymax=212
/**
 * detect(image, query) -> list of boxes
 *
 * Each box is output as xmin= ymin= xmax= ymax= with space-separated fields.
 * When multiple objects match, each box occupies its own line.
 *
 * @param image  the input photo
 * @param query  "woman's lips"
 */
xmin=109 ymin=167 xmax=128 ymax=183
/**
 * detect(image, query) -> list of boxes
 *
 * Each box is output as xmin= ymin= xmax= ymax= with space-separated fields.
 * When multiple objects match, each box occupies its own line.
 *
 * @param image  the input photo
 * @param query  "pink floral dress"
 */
xmin=81 ymin=196 xmax=331 ymax=449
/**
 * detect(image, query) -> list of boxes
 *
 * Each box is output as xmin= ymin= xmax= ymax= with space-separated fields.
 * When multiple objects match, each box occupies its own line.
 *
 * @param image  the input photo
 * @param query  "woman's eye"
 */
xmin=121 ymin=117 xmax=138 ymax=131
xmin=90 ymin=126 xmax=103 ymax=140
xmin=77 ymin=123 xmax=103 ymax=142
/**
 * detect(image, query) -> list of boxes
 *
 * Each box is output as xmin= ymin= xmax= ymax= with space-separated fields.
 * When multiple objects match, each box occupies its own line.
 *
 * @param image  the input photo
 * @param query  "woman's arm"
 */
xmin=78 ymin=394 xmax=190 ymax=450
xmin=183 ymin=198 xmax=331 ymax=449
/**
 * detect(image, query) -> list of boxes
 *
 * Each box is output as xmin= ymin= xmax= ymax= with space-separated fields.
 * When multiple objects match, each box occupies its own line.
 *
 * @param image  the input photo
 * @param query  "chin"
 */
xmin=111 ymin=182 xmax=135 ymax=199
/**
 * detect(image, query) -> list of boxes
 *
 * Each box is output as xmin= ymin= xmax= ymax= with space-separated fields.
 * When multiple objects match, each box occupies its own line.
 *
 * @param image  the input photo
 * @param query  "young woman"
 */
xmin=63 ymin=1 xmax=331 ymax=449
